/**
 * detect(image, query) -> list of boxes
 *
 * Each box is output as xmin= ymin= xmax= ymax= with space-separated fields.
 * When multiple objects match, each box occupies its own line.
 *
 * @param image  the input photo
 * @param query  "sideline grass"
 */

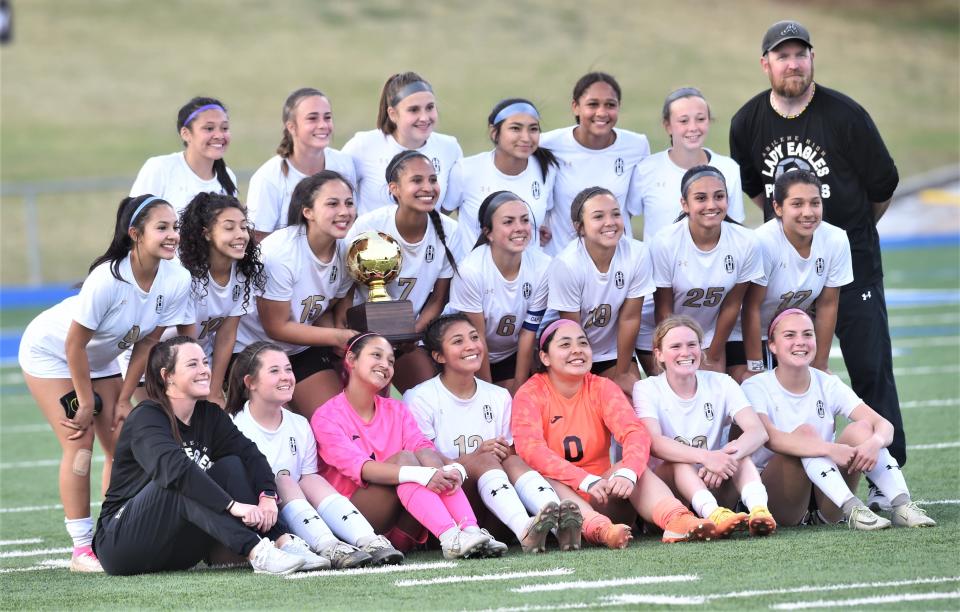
xmin=0 ymin=246 xmax=957 ymax=609
xmin=1 ymin=0 xmax=958 ymax=284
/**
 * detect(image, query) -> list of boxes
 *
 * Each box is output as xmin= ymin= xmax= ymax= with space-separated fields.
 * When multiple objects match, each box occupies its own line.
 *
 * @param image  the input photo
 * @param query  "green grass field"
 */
xmin=1 ymin=0 xmax=958 ymax=284
xmin=0 ymin=245 xmax=957 ymax=610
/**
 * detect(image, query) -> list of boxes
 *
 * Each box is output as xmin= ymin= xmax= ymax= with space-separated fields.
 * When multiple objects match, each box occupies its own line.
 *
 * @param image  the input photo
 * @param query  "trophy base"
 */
xmin=347 ymin=300 xmax=421 ymax=344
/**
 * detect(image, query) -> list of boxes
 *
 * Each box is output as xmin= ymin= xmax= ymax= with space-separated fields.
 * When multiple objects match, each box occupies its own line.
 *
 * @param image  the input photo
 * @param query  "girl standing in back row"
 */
xmin=343 ymin=72 xmax=463 ymax=214
xmin=540 ymin=72 xmax=650 ymax=254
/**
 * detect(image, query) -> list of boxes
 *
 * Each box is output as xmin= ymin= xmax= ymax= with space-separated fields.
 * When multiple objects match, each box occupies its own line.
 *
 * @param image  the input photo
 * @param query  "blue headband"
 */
xmin=183 ymin=104 xmax=226 ymax=128
xmin=389 ymin=81 xmax=433 ymax=107
xmin=128 ymin=196 xmax=163 ymax=229
xmin=492 ymin=102 xmax=540 ymax=125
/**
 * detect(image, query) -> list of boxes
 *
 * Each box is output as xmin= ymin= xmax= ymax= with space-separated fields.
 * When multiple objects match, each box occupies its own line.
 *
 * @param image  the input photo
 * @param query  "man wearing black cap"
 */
xmin=729 ymin=20 xmax=905 ymax=506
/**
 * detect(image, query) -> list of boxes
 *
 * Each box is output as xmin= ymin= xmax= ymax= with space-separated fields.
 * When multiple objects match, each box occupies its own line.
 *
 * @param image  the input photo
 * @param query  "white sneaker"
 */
xmin=249 ymin=538 xmax=305 ymax=575
xmin=891 ymin=502 xmax=937 ymax=527
xmin=317 ymin=540 xmax=372 ymax=569
xmin=473 ymin=528 xmax=508 ymax=557
xmin=359 ymin=534 xmax=404 ymax=566
xmin=70 ymin=545 xmax=103 ymax=573
xmin=847 ymin=505 xmax=892 ymax=531
xmin=867 ymin=484 xmax=892 ymax=512
xmin=441 ymin=529 xmax=490 ymax=560
xmin=279 ymin=534 xmax=331 ymax=571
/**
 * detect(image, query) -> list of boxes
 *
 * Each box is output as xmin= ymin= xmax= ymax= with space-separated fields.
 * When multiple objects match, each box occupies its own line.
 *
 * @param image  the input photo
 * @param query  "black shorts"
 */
xmin=289 ymin=346 xmax=337 ymax=382
xmin=92 ymin=373 xmax=123 ymax=382
xmin=489 ymin=352 xmax=518 ymax=383
xmin=590 ymin=358 xmax=617 ymax=375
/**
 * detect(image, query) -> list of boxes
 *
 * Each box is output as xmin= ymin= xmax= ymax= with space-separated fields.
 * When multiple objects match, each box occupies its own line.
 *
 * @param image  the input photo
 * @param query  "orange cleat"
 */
xmin=662 ymin=512 xmax=717 ymax=543
xmin=708 ymin=507 xmax=749 ymax=538
xmin=748 ymin=506 xmax=777 ymax=536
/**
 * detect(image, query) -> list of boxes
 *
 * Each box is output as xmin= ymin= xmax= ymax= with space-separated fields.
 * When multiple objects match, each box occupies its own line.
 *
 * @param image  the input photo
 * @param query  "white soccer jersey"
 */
xmin=245 ymin=151 xmax=357 ymax=234
xmin=403 ymin=375 xmax=513 ymax=459
xmin=341 ymin=129 xmax=463 ymax=216
xmin=129 ymin=152 xmax=238 ymax=216
xmin=742 ymin=369 xmax=862 ymax=470
xmin=642 ymin=219 xmax=762 ymax=350
xmin=188 ymin=262 xmax=249 ymax=358
xmin=633 ymin=371 xmax=750 ymax=455
xmin=232 ymin=403 xmax=318 ymax=481
xmin=629 ymin=149 xmax=745 ymax=242
xmin=347 ymin=205 xmax=459 ymax=314
xmin=235 ymin=225 xmax=352 ymax=355
xmin=548 ymin=237 xmax=654 ymax=362
xmin=18 ymin=257 xmax=191 ymax=378
xmin=443 ymin=151 xmax=554 ymax=258
xmin=754 ymin=220 xmax=853 ymax=339
xmin=539 ymin=126 xmax=650 ymax=254
xmin=449 ymin=245 xmax=551 ymax=363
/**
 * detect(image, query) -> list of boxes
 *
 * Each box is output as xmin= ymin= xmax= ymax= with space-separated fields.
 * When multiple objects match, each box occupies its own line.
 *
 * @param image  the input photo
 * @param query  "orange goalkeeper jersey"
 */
xmin=511 ymin=372 xmax=650 ymax=491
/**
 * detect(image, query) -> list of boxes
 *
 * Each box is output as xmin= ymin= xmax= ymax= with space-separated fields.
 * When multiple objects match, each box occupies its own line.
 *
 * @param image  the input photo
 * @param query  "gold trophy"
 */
xmin=345 ymin=231 xmax=420 ymax=343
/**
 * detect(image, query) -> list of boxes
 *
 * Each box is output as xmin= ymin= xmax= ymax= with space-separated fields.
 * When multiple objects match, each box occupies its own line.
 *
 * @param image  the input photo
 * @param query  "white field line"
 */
xmin=902 ymin=398 xmax=960 ymax=409
xmin=918 ymin=499 xmax=960 ymax=505
xmin=397 ymin=568 xmax=574 ymax=587
xmin=889 ymin=313 xmax=959 ymax=326
xmin=1 ymin=424 xmax=49 ymax=434
xmin=0 ymin=456 xmax=105 ymax=470
xmin=512 ymin=574 xmax=698 ymax=593
xmin=0 ymin=546 xmax=71 ymax=559
xmin=0 ymin=538 xmax=42 ymax=546
xmin=893 ymin=335 xmax=960 ymax=347
xmin=0 ymin=502 xmax=101 ymax=514
xmin=285 ymin=560 xmax=457 ymax=580
xmin=0 ymin=558 xmax=71 ymax=574
xmin=908 ymin=441 xmax=960 ymax=450
xmin=599 ymin=576 xmax=960 ymax=608
xmin=770 ymin=590 xmax=960 ymax=609
xmin=893 ymin=364 xmax=960 ymax=376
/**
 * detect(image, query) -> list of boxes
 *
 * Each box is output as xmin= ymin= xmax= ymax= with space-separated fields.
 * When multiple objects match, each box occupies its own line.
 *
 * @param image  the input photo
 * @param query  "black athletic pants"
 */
xmin=835 ymin=281 xmax=906 ymax=466
xmin=94 ymin=455 xmax=284 ymax=575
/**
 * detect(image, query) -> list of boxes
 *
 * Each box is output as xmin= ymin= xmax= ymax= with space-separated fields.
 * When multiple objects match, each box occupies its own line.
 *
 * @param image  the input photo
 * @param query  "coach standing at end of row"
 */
xmin=728 ymin=20 xmax=906 ymax=501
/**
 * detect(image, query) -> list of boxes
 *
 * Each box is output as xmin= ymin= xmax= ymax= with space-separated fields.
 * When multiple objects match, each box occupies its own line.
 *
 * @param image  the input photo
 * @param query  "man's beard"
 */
xmin=772 ymin=67 xmax=814 ymax=99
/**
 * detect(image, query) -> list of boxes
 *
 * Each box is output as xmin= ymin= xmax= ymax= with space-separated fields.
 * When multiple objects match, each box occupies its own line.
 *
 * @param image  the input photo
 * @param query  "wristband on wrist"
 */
xmin=611 ymin=467 xmax=638 ymax=484
xmin=578 ymin=474 xmax=602 ymax=493
xmin=443 ymin=462 xmax=467 ymax=482
xmin=259 ymin=490 xmax=278 ymax=502
xmin=398 ymin=465 xmax=438 ymax=487
xmin=226 ymin=500 xmax=235 ymax=512
xmin=747 ymin=360 xmax=765 ymax=373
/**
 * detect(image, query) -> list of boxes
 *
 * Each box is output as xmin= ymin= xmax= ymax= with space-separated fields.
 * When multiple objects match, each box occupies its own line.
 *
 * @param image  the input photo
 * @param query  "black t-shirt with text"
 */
xmin=729 ymin=84 xmax=898 ymax=287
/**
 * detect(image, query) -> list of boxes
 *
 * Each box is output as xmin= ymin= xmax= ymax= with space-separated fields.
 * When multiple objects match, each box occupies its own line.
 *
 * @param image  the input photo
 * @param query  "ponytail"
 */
xmin=428 ymin=208 xmax=458 ymax=276
xmin=277 ymin=87 xmax=327 ymax=177
xmin=177 ymin=96 xmax=235 ymax=195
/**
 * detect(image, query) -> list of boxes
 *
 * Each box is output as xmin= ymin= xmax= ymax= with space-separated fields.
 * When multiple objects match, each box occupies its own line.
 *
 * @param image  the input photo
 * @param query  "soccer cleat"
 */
xmin=587 ymin=522 xmax=633 ymax=549
xmin=279 ymin=534 xmax=332 ymax=571
xmin=317 ymin=540 xmax=373 ymax=569
xmin=708 ymin=507 xmax=749 ymax=538
xmin=557 ymin=499 xmax=584 ymax=551
xmin=520 ymin=501 xmax=560 ymax=553
xmin=249 ymin=538 xmax=305 ymax=575
xmin=441 ymin=529 xmax=491 ymax=560
xmin=891 ymin=502 xmax=937 ymax=528
xmin=475 ymin=528 xmax=508 ymax=557
xmin=847 ymin=505 xmax=892 ymax=531
xmin=359 ymin=534 xmax=404 ymax=565
xmin=747 ymin=506 xmax=777 ymax=536
xmin=69 ymin=545 xmax=103 ymax=573
xmin=867 ymin=484 xmax=893 ymax=512
xmin=662 ymin=512 xmax=717 ymax=543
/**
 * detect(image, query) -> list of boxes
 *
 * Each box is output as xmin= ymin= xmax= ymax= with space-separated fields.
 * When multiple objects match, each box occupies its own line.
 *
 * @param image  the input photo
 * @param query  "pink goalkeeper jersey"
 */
xmin=311 ymin=392 xmax=435 ymax=497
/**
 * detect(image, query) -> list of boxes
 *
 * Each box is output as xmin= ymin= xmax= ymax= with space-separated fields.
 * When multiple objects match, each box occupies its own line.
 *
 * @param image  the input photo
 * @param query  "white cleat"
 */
xmin=279 ymin=534 xmax=332 ymax=571
xmin=891 ymin=502 xmax=937 ymax=528
xmin=441 ymin=529 xmax=490 ymax=560
xmin=847 ymin=505 xmax=892 ymax=531
xmin=69 ymin=546 xmax=103 ymax=573
xmin=249 ymin=538 xmax=305 ymax=575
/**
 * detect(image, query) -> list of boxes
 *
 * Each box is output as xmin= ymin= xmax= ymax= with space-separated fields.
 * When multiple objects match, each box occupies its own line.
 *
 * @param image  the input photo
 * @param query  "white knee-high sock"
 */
xmin=691 ymin=488 xmax=719 ymax=518
xmin=513 ymin=470 xmax=560 ymax=515
xmin=740 ymin=480 xmax=769 ymax=511
xmin=477 ymin=469 xmax=531 ymax=538
xmin=64 ymin=516 xmax=94 ymax=548
xmin=801 ymin=456 xmax=855 ymax=508
xmin=865 ymin=448 xmax=910 ymax=505
xmin=316 ymin=494 xmax=376 ymax=547
xmin=280 ymin=498 xmax=337 ymax=551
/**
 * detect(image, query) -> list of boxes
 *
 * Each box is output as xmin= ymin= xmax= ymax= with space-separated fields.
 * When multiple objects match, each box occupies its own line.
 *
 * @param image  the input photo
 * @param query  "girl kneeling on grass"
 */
xmin=403 ymin=315 xmax=563 ymax=553
xmin=311 ymin=332 xmax=501 ymax=559
xmin=94 ymin=336 xmax=327 ymax=576
xmin=633 ymin=315 xmax=776 ymax=537
xmin=227 ymin=342 xmax=404 ymax=568
xmin=741 ymin=309 xmax=936 ymax=530
xmin=511 ymin=319 xmax=716 ymax=549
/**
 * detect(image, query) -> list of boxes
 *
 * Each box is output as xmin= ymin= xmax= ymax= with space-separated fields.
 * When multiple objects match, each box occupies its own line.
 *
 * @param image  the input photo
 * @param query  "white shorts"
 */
xmin=18 ymin=319 xmax=121 ymax=379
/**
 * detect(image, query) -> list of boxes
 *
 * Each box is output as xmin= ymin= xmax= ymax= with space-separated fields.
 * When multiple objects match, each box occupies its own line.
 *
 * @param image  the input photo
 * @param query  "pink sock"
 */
xmin=440 ymin=488 xmax=479 ymax=529
xmin=397 ymin=483 xmax=457 ymax=538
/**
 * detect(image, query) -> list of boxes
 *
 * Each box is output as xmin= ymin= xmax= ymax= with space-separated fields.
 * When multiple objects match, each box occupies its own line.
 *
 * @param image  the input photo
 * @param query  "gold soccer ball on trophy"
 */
xmin=345 ymin=231 xmax=403 ymax=302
